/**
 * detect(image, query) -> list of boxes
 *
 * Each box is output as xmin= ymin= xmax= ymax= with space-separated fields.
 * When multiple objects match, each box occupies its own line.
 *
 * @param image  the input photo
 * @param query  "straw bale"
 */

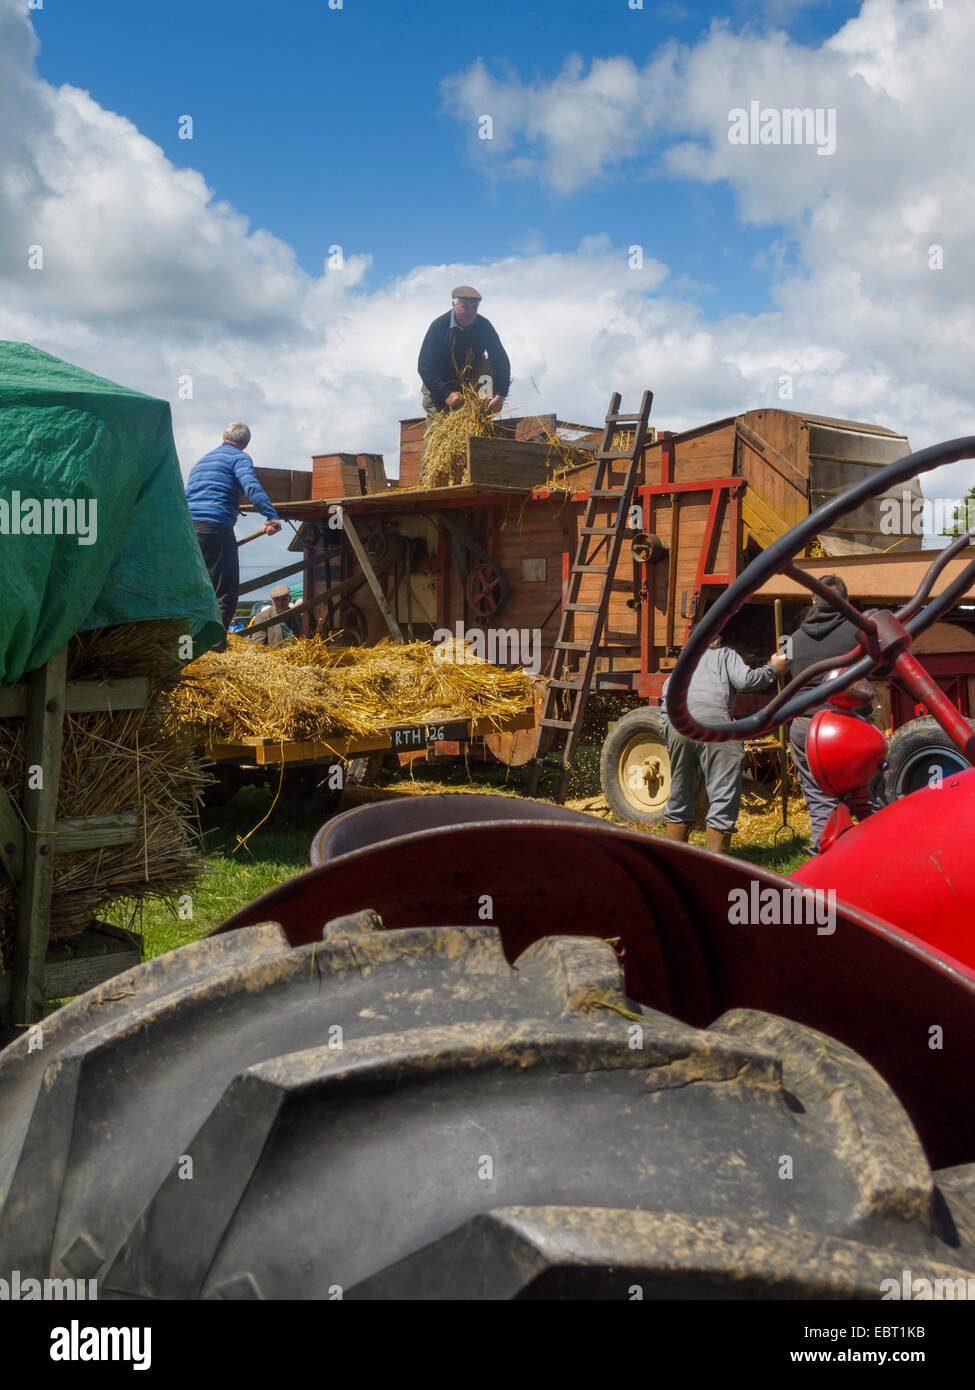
xmin=0 ymin=621 xmax=206 ymax=964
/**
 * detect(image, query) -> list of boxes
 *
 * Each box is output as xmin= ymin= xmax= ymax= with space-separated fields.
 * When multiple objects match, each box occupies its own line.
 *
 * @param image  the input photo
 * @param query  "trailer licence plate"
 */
xmin=390 ymin=720 xmax=469 ymax=749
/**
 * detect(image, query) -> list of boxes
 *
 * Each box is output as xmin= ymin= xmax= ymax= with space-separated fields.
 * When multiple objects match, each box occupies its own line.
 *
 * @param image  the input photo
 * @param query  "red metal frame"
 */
xmin=889 ymin=652 xmax=975 ymax=727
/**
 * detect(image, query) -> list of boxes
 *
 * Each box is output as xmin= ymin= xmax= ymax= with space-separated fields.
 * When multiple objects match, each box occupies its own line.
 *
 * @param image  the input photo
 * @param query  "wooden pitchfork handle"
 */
xmin=237 ymin=526 xmax=272 ymax=547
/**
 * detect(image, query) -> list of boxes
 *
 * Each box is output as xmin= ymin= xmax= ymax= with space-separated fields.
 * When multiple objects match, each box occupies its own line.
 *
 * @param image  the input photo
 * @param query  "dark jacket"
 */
xmin=788 ymin=605 xmax=869 ymax=717
xmin=418 ymin=311 xmax=511 ymax=410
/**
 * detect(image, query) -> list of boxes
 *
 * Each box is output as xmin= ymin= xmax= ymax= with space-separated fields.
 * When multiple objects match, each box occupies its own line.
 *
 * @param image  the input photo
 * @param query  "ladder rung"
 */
xmin=571 ymin=563 xmax=610 ymax=574
xmin=581 ymin=526 xmax=617 ymax=535
xmin=565 ymin=602 xmax=600 ymax=612
xmin=549 ymin=678 xmax=582 ymax=690
xmin=539 ymin=718 xmax=574 ymax=730
xmin=554 ymin=640 xmax=590 ymax=650
xmin=607 ymin=413 xmax=642 ymax=423
xmin=587 ymin=489 xmax=625 ymax=499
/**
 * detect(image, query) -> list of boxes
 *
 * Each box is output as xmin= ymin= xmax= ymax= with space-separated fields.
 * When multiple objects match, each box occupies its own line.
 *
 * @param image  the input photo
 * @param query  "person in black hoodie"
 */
xmin=787 ymin=574 xmax=876 ymax=850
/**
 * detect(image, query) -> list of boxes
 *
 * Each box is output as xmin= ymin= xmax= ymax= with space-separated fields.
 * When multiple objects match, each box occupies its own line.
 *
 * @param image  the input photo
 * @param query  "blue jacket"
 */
xmin=185 ymin=443 xmax=280 ymax=527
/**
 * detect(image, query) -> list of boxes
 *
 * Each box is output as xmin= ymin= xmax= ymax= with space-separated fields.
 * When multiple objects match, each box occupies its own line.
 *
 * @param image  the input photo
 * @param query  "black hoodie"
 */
xmin=788 ymin=605 xmax=870 ymax=718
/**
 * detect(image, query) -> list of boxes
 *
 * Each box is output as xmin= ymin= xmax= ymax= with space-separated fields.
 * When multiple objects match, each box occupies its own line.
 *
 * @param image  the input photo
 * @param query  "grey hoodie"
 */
xmin=663 ymin=646 xmax=775 ymax=726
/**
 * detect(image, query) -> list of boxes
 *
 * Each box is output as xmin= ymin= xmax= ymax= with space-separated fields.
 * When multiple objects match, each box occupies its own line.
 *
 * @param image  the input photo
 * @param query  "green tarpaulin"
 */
xmin=0 ymin=341 xmax=223 ymax=684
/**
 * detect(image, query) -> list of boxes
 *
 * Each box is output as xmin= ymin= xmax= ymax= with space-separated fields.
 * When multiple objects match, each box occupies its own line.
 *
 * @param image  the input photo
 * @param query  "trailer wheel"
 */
xmin=600 ymin=707 xmax=673 ymax=826
xmin=278 ymin=764 xmax=343 ymax=816
xmin=200 ymin=763 xmax=242 ymax=807
xmin=344 ymin=752 xmax=384 ymax=788
xmin=882 ymin=714 xmax=975 ymax=801
xmin=1 ymin=919 xmax=971 ymax=1299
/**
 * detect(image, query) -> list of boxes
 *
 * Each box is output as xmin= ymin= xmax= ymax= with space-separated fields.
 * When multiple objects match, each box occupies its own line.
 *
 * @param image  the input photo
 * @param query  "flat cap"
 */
xmin=451 ymin=285 xmax=481 ymax=301
xmin=270 ymin=583 xmax=291 ymax=599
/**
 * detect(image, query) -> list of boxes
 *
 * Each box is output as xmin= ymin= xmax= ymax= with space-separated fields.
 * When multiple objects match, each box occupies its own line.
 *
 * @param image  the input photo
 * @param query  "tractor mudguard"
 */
xmin=1 ymin=919 xmax=973 ymax=1299
xmin=793 ymin=767 xmax=975 ymax=953
xmin=211 ymin=801 xmax=975 ymax=1169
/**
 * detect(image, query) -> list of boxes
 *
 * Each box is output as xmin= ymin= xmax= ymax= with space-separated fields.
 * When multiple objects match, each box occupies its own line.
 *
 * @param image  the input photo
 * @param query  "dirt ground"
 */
xmin=340 ymin=767 xmax=812 ymax=862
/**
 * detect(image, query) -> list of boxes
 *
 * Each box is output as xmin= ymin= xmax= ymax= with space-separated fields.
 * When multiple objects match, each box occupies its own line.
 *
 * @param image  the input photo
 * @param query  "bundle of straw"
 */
xmin=419 ymin=383 xmax=500 ymax=489
xmin=419 ymin=385 xmax=610 ymax=492
xmin=167 ymin=635 xmax=532 ymax=745
xmin=0 ymin=622 xmax=207 ymax=964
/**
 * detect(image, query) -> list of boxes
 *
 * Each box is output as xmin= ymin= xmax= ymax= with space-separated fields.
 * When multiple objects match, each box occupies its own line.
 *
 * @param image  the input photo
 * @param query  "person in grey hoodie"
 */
xmin=663 ymin=638 xmax=788 ymax=853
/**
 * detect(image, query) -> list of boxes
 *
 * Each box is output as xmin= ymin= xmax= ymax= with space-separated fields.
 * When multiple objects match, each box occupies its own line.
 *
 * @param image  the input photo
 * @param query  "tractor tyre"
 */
xmin=882 ymin=714 xmax=975 ymax=802
xmin=1 ymin=918 xmax=972 ymax=1300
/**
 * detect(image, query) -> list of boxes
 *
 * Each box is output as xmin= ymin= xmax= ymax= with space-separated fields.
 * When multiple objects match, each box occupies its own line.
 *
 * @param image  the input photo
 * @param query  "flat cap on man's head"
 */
xmin=270 ymin=584 xmax=291 ymax=599
xmin=451 ymin=285 xmax=481 ymax=301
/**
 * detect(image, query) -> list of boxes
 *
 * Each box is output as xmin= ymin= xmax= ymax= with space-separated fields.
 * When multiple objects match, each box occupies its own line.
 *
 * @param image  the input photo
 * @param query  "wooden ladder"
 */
xmin=527 ymin=389 xmax=654 ymax=803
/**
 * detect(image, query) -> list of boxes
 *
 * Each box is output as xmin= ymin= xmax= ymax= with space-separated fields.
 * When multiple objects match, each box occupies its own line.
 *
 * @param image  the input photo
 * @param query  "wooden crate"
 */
xmin=253 ymin=466 xmax=295 ymax=504
xmin=312 ymin=453 xmax=364 ymax=499
xmin=290 ymin=470 xmax=312 ymax=501
xmin=466 ymin=437 xmax=554 ymax=490
xmin=312 ymin=453 xmax=389 ymax=498
xmin=359 ymin=454 xmax=388 ymax=492
xmin=399 ymin=418 xmax=426 ymax=488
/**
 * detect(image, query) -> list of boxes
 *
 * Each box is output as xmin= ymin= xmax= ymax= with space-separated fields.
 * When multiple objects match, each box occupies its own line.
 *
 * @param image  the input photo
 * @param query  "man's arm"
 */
xmin=724 ymin=648 xmax=776 ymax=692
xmin=418 ymin=319 xmax=453 ymax=410
xmin=479 ymin=318 xmax=511 ymax=398
xmin=233 ymin=453 xmax=281 ymax=523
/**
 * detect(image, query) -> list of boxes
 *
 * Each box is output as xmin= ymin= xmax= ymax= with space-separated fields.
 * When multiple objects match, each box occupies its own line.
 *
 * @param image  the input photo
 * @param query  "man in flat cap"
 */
xmin=250 ymin=583 xmax=300 ymax=647
xmin=417 ymin=286 xmax=511 ymax=459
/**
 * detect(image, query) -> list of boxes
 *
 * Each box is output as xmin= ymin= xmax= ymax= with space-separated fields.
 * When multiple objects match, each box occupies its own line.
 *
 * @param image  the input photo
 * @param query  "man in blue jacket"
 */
xmin=417 ymin=286 xmax=511 ymax=462
xmin=185 ymin=423 xmax=281 ymax=648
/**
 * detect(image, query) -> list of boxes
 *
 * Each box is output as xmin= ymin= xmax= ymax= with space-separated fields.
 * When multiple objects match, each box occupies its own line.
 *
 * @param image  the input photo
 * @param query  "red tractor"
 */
xmin=1 ymin=439 xmax=973 ymax=1300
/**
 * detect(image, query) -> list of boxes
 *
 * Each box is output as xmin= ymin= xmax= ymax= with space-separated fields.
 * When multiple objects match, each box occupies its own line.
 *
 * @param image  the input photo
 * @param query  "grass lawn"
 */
xmin=103 ymin=748 xmax=810 ymax=967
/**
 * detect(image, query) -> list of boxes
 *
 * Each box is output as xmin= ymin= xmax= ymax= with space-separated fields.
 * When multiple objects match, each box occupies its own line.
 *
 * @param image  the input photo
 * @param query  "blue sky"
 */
xmin=5 ymin=0 xmax=972 ymax=587
xmin=32 ymin=0 xmax=861 ymax=320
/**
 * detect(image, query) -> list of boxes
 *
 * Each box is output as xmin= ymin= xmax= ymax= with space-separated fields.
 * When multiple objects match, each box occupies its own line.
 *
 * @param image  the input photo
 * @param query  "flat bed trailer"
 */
xmin=199 ymin=704 xmax=537 ymax=810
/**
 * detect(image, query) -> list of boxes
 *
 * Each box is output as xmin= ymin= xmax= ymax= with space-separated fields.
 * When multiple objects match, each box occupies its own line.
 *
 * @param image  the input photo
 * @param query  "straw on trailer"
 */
xmin=167 ymin=635 xmax=533 ymax=744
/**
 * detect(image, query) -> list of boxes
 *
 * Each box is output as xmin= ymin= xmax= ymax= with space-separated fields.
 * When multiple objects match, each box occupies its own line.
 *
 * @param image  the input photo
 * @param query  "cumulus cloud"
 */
xmin=1 ymin=0 xmax=973 ymax=535
xmin=440 ymin=0 xmax=975 ymax=495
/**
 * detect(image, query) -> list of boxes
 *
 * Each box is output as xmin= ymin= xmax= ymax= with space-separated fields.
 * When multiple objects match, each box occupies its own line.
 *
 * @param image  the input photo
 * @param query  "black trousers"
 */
xmin=194 ymin=522 xmax=238 ymax=632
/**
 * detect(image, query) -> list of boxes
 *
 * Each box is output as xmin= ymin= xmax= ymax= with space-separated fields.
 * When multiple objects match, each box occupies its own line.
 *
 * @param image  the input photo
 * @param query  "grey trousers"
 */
xmin=790 ymin=716 xmax=874 ymax=850
xmin=664 ymin=724 xmax=745 ymax=831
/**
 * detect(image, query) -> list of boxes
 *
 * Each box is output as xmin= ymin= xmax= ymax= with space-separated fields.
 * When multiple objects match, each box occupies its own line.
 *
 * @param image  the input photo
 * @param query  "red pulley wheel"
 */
xmin=465 ymin=561 xmax=510 ymax=620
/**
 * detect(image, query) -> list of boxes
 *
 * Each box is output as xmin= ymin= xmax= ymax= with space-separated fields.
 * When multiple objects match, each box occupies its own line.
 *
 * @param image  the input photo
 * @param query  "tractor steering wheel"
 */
xmin=665 ymin=436 xmax=975 ymax=742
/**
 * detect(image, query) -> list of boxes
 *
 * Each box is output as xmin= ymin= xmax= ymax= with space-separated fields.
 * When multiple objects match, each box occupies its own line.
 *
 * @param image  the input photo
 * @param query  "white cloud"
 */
xmin=439 ymin=0 xmax=975 ymax=497
xmin=1 ymin=0 xmax=973 ymax=534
